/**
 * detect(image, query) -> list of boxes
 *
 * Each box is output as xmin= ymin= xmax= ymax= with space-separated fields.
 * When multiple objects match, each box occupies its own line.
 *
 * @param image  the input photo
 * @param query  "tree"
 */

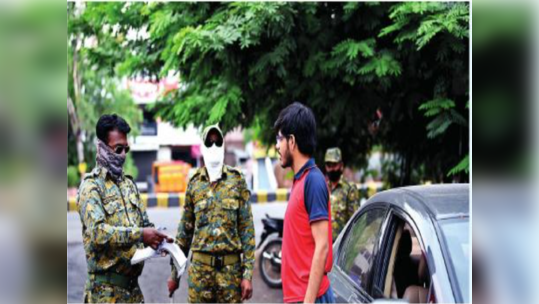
xmin=70 ymin=2 xmax=469 ymax=186
xmin=68 ymin=2 xmax=142 ymax=178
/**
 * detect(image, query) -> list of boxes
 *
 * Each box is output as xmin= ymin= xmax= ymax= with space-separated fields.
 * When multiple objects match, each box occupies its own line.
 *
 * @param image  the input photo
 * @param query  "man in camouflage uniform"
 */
xmin=324 ymin=147 xmax=360 ymax=241
xmin=78 ymin=114 xmax=171 ymax=303
xmin=168 ymin=124 xmax=255 ymax=303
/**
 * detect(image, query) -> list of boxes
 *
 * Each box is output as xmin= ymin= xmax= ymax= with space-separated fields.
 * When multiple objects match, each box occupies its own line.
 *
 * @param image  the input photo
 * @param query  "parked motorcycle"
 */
xmin=258 ymin=214 xmax=284 ymax=288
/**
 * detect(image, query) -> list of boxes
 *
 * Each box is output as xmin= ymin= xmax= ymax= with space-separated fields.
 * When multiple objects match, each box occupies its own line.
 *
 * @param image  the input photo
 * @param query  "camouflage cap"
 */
xmin=324 ymin=147 xmax=342 ymax=163
xmin=201 ymin=124 xmax=224 ymax=141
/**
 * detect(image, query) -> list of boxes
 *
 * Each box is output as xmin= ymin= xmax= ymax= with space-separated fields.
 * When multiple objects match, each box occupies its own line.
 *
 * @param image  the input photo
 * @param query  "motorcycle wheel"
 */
xmin=259 ymin=238 xmax=282 ymax=289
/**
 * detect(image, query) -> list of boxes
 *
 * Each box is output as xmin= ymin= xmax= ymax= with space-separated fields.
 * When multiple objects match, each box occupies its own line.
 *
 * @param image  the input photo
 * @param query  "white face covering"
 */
xmin=201 ymin=141 xmax=225 ymax=183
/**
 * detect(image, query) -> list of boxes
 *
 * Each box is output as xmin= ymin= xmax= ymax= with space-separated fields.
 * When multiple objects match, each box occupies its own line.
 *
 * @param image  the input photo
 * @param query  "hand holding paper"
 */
xmin=131 ymin=240 xmax=187 ymax=279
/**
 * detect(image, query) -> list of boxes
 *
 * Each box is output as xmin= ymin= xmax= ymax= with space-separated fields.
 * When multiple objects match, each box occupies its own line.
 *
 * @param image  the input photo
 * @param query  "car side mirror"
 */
xmin=371 ymin=299 xmax=409 ymax=304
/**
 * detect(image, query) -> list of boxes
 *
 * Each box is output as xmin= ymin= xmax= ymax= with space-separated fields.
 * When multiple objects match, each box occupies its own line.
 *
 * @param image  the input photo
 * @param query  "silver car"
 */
xmin=329 ymin=184 xmax=469 ymax=303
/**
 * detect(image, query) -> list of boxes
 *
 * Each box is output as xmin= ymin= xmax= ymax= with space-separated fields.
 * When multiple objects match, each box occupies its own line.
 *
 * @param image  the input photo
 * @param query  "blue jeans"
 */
xmin=315 ymin=285 xmax=335 ymax=303
xmin=293 ymin=286 xmax=335 ymax=304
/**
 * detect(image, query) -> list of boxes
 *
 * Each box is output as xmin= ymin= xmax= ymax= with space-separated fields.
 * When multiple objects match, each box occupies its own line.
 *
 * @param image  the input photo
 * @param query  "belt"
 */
xmin=192 ymin=252 xmax=241 ymax=270
xmin=89 ymin=272 xmax=138 ymax=290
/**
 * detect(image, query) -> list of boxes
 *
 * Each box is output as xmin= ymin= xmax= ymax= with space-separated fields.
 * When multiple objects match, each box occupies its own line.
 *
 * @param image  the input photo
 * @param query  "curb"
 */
xmin=68 ymin=189 xmax=291 ymax=212
xmin=68 ymin=185 xmax=384 ymax=212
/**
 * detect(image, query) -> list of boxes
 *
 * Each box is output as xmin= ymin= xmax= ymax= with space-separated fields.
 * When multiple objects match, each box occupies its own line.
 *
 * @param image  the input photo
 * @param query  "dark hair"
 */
xmin=96 ymin=114 xmax=131 ymax=143
xmin=274 ymin=102 xmax=317 ymax=156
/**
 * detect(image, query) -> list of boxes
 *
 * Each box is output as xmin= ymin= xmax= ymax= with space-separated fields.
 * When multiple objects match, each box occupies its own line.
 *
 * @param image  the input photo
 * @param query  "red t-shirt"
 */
xmin=282 ymin=159 xmax=333 ymax=303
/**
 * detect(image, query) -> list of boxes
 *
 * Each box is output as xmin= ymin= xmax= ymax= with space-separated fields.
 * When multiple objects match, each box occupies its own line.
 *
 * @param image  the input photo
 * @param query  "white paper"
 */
xmin=131 ymin=246 xmax=160 ymax=264
xmin=160 ymin=242 xmax=188 ymax=277
xmin=131 ymin=241 xmax=188 ymax=279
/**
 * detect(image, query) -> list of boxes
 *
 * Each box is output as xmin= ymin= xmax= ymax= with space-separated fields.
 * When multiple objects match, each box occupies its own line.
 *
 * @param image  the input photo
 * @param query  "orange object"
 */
xmin=152 ymin=161 xmax=192 ymax=193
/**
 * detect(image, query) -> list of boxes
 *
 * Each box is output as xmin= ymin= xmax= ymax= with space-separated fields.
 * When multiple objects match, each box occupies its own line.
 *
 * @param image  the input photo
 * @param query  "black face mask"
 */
xmin=327 ymin=170 xmax=342 ymax=182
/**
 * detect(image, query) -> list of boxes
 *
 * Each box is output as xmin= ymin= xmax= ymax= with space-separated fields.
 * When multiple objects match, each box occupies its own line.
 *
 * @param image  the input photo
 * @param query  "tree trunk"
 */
xmin=67 ymin=97 xmax=84 ymax=165
xmin=68 ymin=34 xmax=85 ymax=178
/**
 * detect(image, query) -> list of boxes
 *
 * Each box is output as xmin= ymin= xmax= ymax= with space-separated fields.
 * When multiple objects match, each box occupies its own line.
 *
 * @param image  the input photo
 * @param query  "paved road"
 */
xmin=68 ymin=203 xmax=287 ymax=303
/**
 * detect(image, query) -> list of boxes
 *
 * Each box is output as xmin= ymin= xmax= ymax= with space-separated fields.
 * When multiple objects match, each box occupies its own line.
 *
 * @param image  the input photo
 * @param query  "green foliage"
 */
xmin=76 ymin=69 xmax=143 ymax=137
xmin=381 ymin=2 xmax=468 ymax=50
xmin=419 ymin=98 xmax=467 ymax=138
xmin=67 ymin=67 xmax=142 ymax=167
xmin=380 ymin=2 xmax=469 ymax=180
xmin=68 ymin=3 xmax=142 ymax=167
xmin=69 ymin=2 xmax=469 ymax=186
xmin=358 ymin=51 xmax=402 ymax=78
xmin=124 ymin=154 xmax=138 ymax=180
xmin=419 ymin=98 xmax=456 ymax=117
xmin=68 ymin=166 xmax=81 ymax=188
xmin=448 ymin=154 xmax=469 ymax=176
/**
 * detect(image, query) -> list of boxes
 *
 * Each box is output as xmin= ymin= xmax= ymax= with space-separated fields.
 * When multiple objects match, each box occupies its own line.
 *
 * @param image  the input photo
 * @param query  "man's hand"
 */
xmin=167 ymin=276 xmax=179 ymax=297
xmin=241 ymin=279 xmax=253 ymax=301
xmin=142 ymin=228 xmax=173 ymax=249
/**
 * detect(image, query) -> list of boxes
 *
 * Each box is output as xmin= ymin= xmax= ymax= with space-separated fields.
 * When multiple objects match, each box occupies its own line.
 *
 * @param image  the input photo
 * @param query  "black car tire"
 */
xmin=259 ymin=238 xmax=282 ymax=289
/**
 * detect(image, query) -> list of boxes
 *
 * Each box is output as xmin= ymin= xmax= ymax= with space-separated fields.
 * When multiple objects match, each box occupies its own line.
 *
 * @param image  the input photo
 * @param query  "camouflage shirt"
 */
xmin=174 ymin=165 xmax=255 ymax=281
xmin=329 ymin=177 xmax=360 ymax=241
xmin=77 ymin=166 xmax=154 ymax=278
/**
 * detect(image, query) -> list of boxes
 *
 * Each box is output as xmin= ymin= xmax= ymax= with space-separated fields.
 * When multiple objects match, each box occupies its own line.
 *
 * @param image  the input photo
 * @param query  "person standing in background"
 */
xmin=324 ymin=147 xmax=360 ymax=242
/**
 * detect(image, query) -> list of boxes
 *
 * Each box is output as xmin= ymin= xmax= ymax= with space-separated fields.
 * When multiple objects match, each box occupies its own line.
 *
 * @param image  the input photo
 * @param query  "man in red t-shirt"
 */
xmin=274 ymin=102 xmax=334 ymax=303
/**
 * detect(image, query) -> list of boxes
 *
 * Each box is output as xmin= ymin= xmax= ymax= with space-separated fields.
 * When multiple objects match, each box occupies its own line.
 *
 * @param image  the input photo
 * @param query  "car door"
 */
xmin=371 ymin=208 xmax=435 ymax=303
xmin=330 ymin=207 xmax=389 ymax=303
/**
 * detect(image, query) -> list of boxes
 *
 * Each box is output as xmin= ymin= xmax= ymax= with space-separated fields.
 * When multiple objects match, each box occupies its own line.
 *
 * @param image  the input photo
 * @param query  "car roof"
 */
xmin=369 ymin=184 xmax=469 ymax=221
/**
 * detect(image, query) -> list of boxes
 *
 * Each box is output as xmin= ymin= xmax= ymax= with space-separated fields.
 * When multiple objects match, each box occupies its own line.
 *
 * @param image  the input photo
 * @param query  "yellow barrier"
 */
xmin=256 ymin=190 xmax=268 ymax=204
xmin=276 ymin=188 xmax=289 ymax=202
xmin=156 ymin=193 xmax=169 ymax=208
xmin=68 ymin=189 xmax=291 ymax=212
xmin=179 ymin=193 xmax=186 ymax=207
xmin=140 ymin=193 xmax=148 ymax=208
xmin=69 ymin=198 xmax=77 ymax=212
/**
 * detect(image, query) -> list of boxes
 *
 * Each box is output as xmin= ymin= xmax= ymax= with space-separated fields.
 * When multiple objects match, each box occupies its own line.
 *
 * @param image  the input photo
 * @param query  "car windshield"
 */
xmin=439 ymin=218 xmax=470 ymax=302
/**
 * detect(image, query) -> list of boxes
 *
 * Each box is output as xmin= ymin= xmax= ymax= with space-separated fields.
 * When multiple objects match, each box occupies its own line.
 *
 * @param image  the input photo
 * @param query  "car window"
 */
xmin=379 ymin=218 xmax=431 ymax=302
xmin=440 ymin=218 xmax=469 ymax=303
xmin=338 ymin=208 xmax=386 ymax=291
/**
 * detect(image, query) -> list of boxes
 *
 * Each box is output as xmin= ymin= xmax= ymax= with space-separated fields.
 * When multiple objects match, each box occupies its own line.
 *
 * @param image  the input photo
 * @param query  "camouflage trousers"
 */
xmin=83 ymin=280 xmax=144 ymax=303
xmin=187 ymin=259 xmax=242 ymax=303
